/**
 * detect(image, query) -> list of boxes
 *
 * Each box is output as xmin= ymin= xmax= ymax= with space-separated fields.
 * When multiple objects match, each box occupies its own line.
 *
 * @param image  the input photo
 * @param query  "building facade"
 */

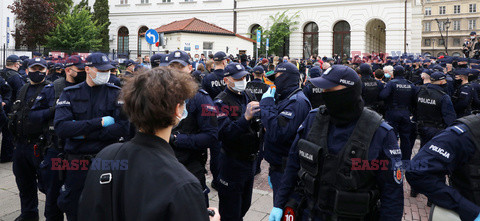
xmin=107 ymin=0 xmax=423 ymax=59
xmin=421 ymin=0 xmax=480 ymax=57
xmin=1 ymin=0 xmax=16 ymax=65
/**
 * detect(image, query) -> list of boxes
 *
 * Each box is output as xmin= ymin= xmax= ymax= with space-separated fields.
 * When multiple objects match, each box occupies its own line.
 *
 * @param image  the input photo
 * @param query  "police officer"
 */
xmin=202 ymin=51 xmax=227 ymax=100
xmin=167 ymin=50 xmax=218 ymax=206
xmin=0 ymin=71 xmax=12 ymax=163
xmin=407 ymin=114 xmax=480 ymax=221
xmin=1 ymin=55 xmax=25 ymax=163
xmin=11 ymin=58 xmax=50 ymax=221
xmin=123 ymin=59 xmax=136 ymax=77
xmin=359 ymin=63 xmax=384 ymax=113
xmin=150 ymin=53 xmax=168 ymax=68
xmin=260 ymin=62 xmax=311 ymax=202
xmin=414 ymin=71 xmax=456 ymax=150
xmin=214 ymin=62 xmax=260 ymax=220
xmin=452 ymin=69 xmax=480 ymax=118
xmin=29 ymin=55 xmax=87 ymax=221
xmin=54 ymin=53 xmax=130 ymax=221
xmin=302 ymin=66 xmax=325 ymax=109
xmin=47 ymin=63 xmax=64 ymax=82
xmin=269 ymin=65 xmax=403 ymax=221
xmin=379 ymin=65 xmax=416 ymax=160
xmin=108 ymin=60 xmax=122 ymax=87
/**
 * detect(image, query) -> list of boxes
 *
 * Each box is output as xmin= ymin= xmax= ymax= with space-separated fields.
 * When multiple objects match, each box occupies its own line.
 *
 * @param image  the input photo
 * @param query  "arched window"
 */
xmin=333 ymin=21 xmax=351 ymax=58
xmin=452 ymin=52 xmax=461 ymax=57
xmin=118 ymin=27 xmax=129 ymax=56
xmin=138 ymin=26 xmax=148 ymax=57
xmin=250 ymin=24 xmax=261 ymax=58
xmin=303 ymin=22 xmax=318 ymax=59
xmin=424 ymin=52 xmax=432 ymax=57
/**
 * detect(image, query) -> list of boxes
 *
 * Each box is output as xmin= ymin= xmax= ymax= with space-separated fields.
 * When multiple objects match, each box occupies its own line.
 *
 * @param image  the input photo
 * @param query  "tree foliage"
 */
xmin=93 ymin=0 xmax=111 ymax=52
xmin=46 ymin=0 xmax=73 ymax=17
xmin=74 ymin=0 xmax=91 ymax=12
xmin=8 ymin=0 xmax=57 ymax=50
xmin=45 ymin=9 xmax=102 ymax=52
xmin=251 ymin=11 xmax=299 ymax=57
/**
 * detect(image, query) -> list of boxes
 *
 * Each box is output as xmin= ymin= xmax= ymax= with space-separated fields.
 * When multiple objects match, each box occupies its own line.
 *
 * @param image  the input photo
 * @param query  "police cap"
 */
xmin=310 ymin=65 xmax=360 ymax=89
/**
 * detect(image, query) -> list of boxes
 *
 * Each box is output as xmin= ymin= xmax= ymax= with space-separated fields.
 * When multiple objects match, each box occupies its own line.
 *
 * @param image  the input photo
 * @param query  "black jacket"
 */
xmin=78 ymin=132 xmax=209 ymax=221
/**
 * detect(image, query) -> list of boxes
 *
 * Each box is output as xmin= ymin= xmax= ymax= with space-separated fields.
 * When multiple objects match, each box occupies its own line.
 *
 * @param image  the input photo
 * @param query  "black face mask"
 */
xmin=73 ymin=71 xmax=87 ymax=83
xmin=322 ymin=84 xmax=364 ymax=126
xmin=28 ymin=71 xmax=46 ymax=83
xmin=274 ymin=73 xmax=299 ymax=100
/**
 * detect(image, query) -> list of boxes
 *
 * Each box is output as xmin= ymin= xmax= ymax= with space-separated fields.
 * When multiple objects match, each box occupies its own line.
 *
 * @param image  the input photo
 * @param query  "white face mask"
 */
xmin=471 ymin=36 xmax=476 ymax=39
xmin=89 ymin=71 xmax=110 ymax=85
xmin=233 ymin=78 xmax=247 ymax=92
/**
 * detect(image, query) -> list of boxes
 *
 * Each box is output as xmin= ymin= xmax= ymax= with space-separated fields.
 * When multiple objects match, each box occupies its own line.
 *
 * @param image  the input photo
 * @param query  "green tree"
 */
xmin=255 ymin=11 xmax=299 ymax=57
xmin=47 ymin=0 xmax=73 ymax=16
xmin=45 ymin=9 xmax=102 ymax=52
xmin=93 ymin=0 xmax=111 ymax=52
xmin=74 ymin=0 xmax=91 ymax=12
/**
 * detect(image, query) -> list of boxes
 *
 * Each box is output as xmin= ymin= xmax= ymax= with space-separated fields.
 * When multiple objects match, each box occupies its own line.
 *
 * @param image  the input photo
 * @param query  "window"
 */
xmin=424 ymin=39 xmax=431 ymax=46
xmin=138 ymin=26 xmax=148 ymax=57
xmin=118 ymin=27 xmax=129 ymax=57
xmin=470 ymin=4 xmax=477 ymax=13
xmin=203 ymin=42 xmax=213 ymax=56
xmin=6 ymin=17 xmax=9 ymax=28
xmin=162 ymin=0 xmax=171 ymax=2
xmin=333 ymin=21 xmax=351 ymax=58
xmin=469 ymin=19 xmax=477 ymax=30
xmin=453 ymin=20 xmax=460 ymax=31
xmin=185 ymin=0 xmax=194 ymax=2
xmin=141 ymin=0 xmax=149 ymax=3
xmin=452 ymin=52 xmax=461 ymax=57
xmin=454 ymin=5 xmax=460 ymax=14
xmin=424 ymin=22 xmax=431 ymax=31
xmin=439 ymin=39 xmax=445 ymax=46
xmin=303 ymin=22 xmax=319 ymax=59
xmin=439 ymin=6 xmax=446 ymax=15
xmin=438 ymin=21 xmax=445 ymax=31
xmin=425 ymin=7 xmax=431 ymax=16
xmin=120 ymin=0 xmax=128 ymax=4
xmin=453 ymin=38 xmax=460 ymax=46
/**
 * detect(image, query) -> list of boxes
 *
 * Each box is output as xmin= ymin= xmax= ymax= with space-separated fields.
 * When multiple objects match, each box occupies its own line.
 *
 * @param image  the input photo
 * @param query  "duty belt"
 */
xmin=220 ymin=148 xmax=257 ymax=162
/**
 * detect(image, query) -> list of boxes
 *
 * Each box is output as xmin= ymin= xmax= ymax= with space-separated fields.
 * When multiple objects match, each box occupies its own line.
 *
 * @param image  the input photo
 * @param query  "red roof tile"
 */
xmin=152 ymin=18 xmax=255 ymax=43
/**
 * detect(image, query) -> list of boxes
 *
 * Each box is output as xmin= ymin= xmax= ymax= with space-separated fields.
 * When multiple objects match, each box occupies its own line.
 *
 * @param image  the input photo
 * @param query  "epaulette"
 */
xmin=106 ymin=83 xmax=121 ymax=90
xmin=64 ymin=84 xmax=82 ymax=91
xmin=450 ymin=124 xmax=468 ymax=135
xmin=380 ymin=122 xmax=393 ymax=131
xmin=199 ymin=89 xmax=208 ymax=95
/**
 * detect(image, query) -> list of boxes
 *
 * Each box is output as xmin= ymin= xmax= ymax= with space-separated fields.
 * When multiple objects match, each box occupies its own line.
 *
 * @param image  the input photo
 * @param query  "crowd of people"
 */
xmin=0 ymin=30 xmax=480 ymax=221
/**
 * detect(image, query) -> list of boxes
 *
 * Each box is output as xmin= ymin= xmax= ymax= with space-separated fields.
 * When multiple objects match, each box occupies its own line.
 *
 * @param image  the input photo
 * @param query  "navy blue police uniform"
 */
xmin=271 ymin=65 xmax=404 ymax=221
xmin=53 ymin=53 xmax=129 ymax=221
xmin=214 ymin=63 xmax=260 ymax=221
xmin=359 ymin=64 xmax=384 ymax=113
xmin=108 ymin=60 xmax=121 ymax=87
xmin=379 ymin=66 xmax=417 ymax=160
xmin=201 ymin=52 xmax=227 ymax=100
xmin=0 ymin=75 xmax=12 ymax=162
xmin=260 ymin=62 xmax=311 ymax=203
xmin=29 ymin=55 xmax=86 ymax=221
xmin=302 ymin=66 xmax=325 ymax=109
xmin=407 ymin=114 xmax=480 ymax=221
xmin=453 ymin=69 xmax=480 ymax=117
xmin=11 ymin=58 xmax=51 ymax=221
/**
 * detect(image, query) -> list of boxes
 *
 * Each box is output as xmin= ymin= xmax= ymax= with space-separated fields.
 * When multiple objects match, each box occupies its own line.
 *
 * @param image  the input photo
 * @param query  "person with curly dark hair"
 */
xmin=78 ymin=67 xmax=220 ymax=221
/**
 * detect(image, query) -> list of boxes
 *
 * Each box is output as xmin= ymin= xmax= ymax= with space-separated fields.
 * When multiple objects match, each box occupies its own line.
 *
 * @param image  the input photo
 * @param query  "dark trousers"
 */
xmin=1 ymin=126 xmax=14 ymax=162
xmin=269 ymin=167 xmax=284 ymax=203
xmin=209 ymin=144 xmax=220 ymax=184
xmin=39 ymin=148 xmax=64 ymax=221
xmin=217 ymin=152 xmax=255 ymax=221
xmin=13 ymin=141 xmax=42 ymax=219
xmin=57 ymin=164 xmax=88 ymax=221
xmin=385 ymin=110 xmax=412 ymax=160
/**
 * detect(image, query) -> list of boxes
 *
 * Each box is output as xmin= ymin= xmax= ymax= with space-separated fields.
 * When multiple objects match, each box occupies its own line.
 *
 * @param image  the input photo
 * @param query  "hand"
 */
xmin=244 ymin=101 xmax=260 ymax=121
xmin=1 ymin=102 xmax=5 ymax=107
xmin=269 ymin=207 xmax=283 ymax=221
xmin=207 ymin=207 xmax=220 ymax=221
xmin=102 ymin=116 xmax=115 ymax=127
xmin=268 ymin=176 xmax=273 ymax=189
xmin=262 ymin=87 xmax=276 ymax=100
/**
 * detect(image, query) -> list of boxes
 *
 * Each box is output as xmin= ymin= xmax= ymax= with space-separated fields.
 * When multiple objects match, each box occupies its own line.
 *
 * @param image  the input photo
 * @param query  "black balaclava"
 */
xmin=274 ymin=73 xmax=300 ymax=100
xmin=322 ymin=83 xmax=364 ymax=126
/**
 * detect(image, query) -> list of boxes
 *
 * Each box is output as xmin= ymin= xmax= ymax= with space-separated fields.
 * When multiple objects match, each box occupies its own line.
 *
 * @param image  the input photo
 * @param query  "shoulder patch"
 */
xmin=45 ymin=84 xmax=54 ymax=88
xmin=64 ymin=84 xmax=82 ymax=91
xmin=309 ymin=108 xmax=319 ymax=114
xmin=450 ymin=124 xmax=467 ymax=135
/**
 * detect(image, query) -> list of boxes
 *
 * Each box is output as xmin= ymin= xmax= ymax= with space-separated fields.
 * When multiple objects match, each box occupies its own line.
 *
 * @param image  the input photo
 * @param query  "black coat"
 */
xmin=78 ymin=132 xmax=209 ymax=221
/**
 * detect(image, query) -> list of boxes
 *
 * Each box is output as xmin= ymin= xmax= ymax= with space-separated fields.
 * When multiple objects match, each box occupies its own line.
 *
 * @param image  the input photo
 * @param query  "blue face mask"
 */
xmin=385 ymin=74 xmax=391 ymax=79
xmin=176 ymin=101 xmax=188 ymax=121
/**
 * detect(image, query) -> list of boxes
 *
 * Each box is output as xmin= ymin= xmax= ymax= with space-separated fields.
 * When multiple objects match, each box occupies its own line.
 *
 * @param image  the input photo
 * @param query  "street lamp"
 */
xmin=445 ymin=18 xmax=451 ymax=55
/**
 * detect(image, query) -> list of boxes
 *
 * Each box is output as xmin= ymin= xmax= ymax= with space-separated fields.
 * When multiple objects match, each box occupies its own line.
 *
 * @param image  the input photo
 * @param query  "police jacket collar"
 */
xmin=213 ymin=69 xmax=224 ymax=77
xmin=130 ymin=132 xmax=175 ymax=157
xmin=225 ymin=87 xmax=245 ymax=99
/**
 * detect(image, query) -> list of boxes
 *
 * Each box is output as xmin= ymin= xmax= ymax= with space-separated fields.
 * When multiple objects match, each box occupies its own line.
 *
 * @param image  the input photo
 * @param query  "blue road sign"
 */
xmin=256 ymin=30 xmax=261 ymax=48
xmin=266 ymin=38 xmax=269 ymax=49
xmin=146 ymin=29 xmax=159 ymax=45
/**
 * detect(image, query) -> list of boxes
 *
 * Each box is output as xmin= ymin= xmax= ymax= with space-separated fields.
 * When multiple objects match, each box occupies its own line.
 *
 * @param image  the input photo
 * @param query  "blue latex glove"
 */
xmin=269 ymin=207 xmax=283 ymax=221
xmin=475 ymin=213 xmax=480 ymax=221
xmin=268 ymin=176 xmax=273 ymax=189
xmin=262 ymin=87 xmax=276 ymax=100
xmin=102 ymin=116 xmax=115 ymax=127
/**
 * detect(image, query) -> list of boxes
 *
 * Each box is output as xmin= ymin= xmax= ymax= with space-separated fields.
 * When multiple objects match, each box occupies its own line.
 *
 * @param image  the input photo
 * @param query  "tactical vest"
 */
xmin=45 ymin=78 xmax=67 ymax=149
xmin=361 ymin=78 xmax=380 ymax=109
xmin=389 ymin=79 xmax=413 ymax=110
xmin=9 ymin=81 xmax=49 ymax=141
xmin=308 ymin=83 xmax=325 ymax=109
xmin=450 ymin=115 xmax=480 ymax=205
xmin=172 ymin=91 xmax=207 ymax=171
xmin=246 ymin=80 xmax=269 ymax=101
xmin=453 ymin=84 xmax=474 ymax=116
xmin=416 ymin=85 xmax=447 ymax=128
xmin=297 ymin=107 xmax=383 ymax=219
xmin=1 ymin=69 xmax=18 ymax=82
xmin=215 ymin=90 xmax=260 ymax=160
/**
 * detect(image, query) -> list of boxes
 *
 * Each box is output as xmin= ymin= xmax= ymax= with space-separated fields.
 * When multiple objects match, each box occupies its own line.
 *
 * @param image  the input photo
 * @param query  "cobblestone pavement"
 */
xmin=0 ymin=138 xmax=430 ymax=220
